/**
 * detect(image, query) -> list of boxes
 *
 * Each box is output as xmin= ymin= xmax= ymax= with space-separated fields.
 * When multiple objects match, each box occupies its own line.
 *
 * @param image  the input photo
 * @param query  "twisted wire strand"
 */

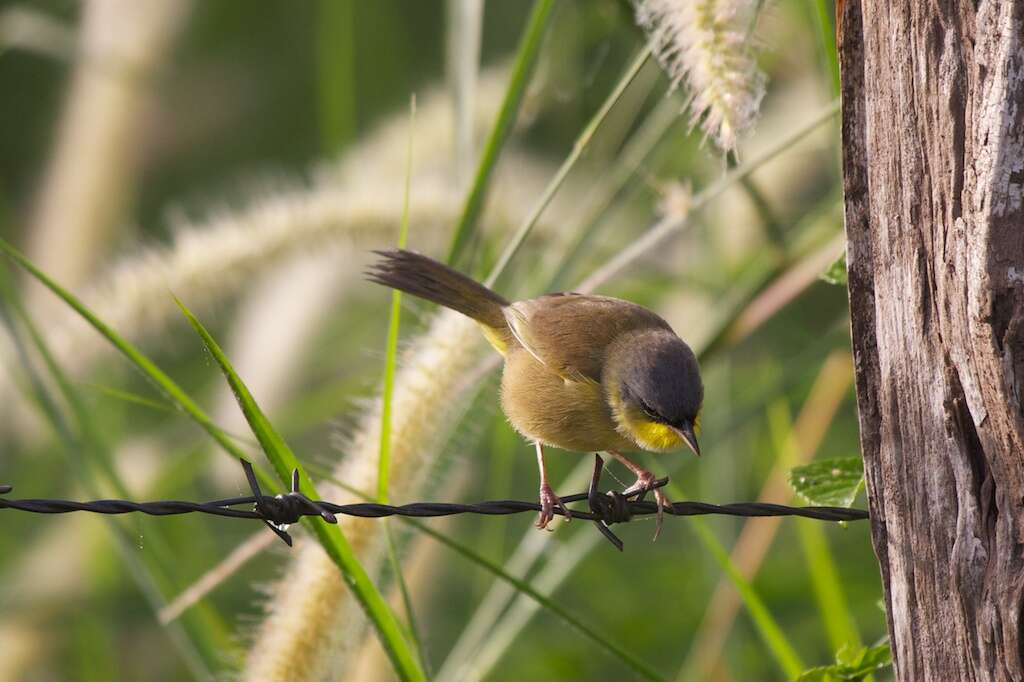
xmin=0 ymin=457 xmax=868 ymax=551
xmin=0 ymin=495 xmax=867 ymax=521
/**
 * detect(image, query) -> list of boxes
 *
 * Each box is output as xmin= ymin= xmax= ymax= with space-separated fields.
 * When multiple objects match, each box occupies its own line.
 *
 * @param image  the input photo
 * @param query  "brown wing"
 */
xmin=503 ymin=293 xmax=673 ymax=383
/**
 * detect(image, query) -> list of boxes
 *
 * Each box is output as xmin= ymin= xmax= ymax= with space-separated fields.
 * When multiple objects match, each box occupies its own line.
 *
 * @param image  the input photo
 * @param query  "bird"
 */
xmin=367 ymin=249 xmax=703 ymax=538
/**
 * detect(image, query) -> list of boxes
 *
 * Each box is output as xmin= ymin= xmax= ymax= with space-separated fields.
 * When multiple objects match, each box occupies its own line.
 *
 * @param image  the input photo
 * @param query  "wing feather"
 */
xmin=503 ymin=293 xmax=672 ymax=384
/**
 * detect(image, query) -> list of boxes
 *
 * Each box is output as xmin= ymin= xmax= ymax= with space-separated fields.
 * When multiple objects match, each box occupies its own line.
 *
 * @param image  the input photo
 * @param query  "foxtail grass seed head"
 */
xmin=242 ymin=311 xmax=486 ymax=682
xmin=0 ymin=65 xmax=547 ymax=439
xmin=635 ymin=0 xmax=766 ymax=152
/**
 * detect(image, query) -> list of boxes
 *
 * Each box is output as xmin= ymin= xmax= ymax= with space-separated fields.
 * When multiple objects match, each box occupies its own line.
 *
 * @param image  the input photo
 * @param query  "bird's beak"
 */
xmin=672 ymin=423 xmax=701 ymax=457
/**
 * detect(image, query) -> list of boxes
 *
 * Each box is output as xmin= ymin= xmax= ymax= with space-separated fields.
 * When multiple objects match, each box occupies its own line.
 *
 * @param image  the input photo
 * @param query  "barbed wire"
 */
xmin=0 ymin=455 xmax=868 ymax=551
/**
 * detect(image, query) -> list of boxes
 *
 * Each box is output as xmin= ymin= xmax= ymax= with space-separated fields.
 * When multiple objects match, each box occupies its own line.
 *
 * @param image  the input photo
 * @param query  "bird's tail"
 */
xmin=367 ymin=249 xmax=510 ymax=333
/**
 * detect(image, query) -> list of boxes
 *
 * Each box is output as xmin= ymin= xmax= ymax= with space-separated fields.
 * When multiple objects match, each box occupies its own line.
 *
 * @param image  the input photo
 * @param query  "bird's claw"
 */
xmin=537 ymin=482 xmax=570 ymax=530
xmin=622 ymin=470 xmax=672 ymax=541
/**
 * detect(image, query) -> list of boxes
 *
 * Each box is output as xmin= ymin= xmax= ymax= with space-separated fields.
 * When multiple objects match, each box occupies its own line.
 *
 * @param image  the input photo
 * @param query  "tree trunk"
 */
xmin=837 ymin=1 xmax=1024 ymax=680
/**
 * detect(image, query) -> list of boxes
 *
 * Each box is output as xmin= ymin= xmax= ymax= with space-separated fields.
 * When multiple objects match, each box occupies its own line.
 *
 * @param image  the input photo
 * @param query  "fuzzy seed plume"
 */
xmin=0 ymin=65 xmax=551 ymax=436
xmin=635 ymin=0 xmax=766 ymax=152
xmin=241 ymin=310 xmax=487 ymax=681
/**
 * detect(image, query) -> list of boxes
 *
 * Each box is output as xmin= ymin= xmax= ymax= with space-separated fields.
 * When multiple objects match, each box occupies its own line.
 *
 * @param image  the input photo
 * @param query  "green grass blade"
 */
xmin=578 ymin=99 xmax=841 ymax=294
xmin=84 ymin=382 xmax=260 ymax=447
xmin=0 ymin=238 xmax=418 ymax=678
xmin=812 ymin=0 xmax=840 ymax=96
xmin=379 ymin=94 xmax=416 ymax=504
xmin=669 ymin=483 xmax=805 ymax=681
xmin=796 ymin=520 xmax=861 ymax=651
xmin=768 ymin=403 xmax=861 ymax=653
xmin=0 ymin=289 xmax=218 ymax=680
xmin=0 ymin=238 xmax=262 ymax=475
xmin=376 ymin=95 xmax=428 ymax=671
xmin=309 ymin=465 xmax=663 ymax=681
xmin=385 ymin=523 xmax=429 ymax=674
xmin=546 ymin=93 xmax=680 ymax=291
xmin=483 ymin=44 xmax=652 ymax=287
xmin=86 ymin=382 xmax=177 ymax=413
xmin=175 ymin=299 xmax=426 ymax=682
xmin=445 ymin=0 xmax=556 ymax=267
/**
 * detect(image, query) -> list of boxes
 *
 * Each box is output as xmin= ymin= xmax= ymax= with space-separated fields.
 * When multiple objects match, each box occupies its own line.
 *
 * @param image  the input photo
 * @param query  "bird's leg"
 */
xmin=535 ymin=442 xmax=570 ymax=530
xmin=609 ymin=450 xmax=671 ymax=540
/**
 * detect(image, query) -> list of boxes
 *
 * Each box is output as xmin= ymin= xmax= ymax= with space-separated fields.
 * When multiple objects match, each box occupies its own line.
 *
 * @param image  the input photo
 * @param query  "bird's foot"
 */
xmin=536 ymin=482 xmax=570 ymax=530
xmin=622 ymin=470 xmax=672 ymax=541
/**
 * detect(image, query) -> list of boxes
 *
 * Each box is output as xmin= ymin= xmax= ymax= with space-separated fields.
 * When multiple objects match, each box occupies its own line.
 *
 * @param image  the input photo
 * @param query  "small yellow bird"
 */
xmin=368 ymin=250 xmax=703 ymax=536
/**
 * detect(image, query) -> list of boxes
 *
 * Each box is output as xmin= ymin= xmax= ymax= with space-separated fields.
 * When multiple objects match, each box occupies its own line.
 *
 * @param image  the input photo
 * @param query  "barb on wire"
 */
xmin=0 ymin=455 xmax=868 ymax=551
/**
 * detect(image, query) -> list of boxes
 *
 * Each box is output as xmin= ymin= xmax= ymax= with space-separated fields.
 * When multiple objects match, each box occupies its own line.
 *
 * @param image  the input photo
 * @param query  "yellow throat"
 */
xmin=606 ymin=379 xmax=702 ymax=453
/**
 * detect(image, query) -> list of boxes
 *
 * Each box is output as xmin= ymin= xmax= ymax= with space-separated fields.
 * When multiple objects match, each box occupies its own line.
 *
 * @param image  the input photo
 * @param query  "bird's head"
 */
xmin=605 ymin=330 xmax=704 ymax=455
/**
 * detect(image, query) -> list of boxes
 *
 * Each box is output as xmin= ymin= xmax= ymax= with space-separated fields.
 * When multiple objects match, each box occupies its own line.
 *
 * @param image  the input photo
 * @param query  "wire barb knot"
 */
xmin=585 ymin=454 xmax=670 ymax=551
xmin=240 ymin=460 xmax=337 ymax=546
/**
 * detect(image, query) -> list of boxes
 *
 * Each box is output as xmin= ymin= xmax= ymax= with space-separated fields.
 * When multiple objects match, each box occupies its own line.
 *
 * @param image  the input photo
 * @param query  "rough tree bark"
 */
xmin=838 ymin=1 xmax=1024 ymax=680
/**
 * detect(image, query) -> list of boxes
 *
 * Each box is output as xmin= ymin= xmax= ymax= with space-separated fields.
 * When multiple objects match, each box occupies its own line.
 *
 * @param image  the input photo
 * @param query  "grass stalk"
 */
xmin=313 ymin=469 xmax=664 ymax=682
xmin=178 ymin=300 xmax=426 ymax=682
xmin=1 ymin=238 xmax=424 ymax=681
xmin=446 ymin=0 xmax=484 ymax=187
xmin=0 ymin=288 xmax=219 ymax=679
xmin=812 ymin=0 xmax=840 ymax=96
xmin=446 ymin=0 xmax=557 ymax=266
xmin=767 ymin=403 xmax=861 ymax=653
xmin=484 ymin=44 xmax=652 ymax=287
xmin=578 ymin=99 xmax=840 ymax=293
xmin=546 ymin=92 xmax=681 ymax=291
xmin=681 ymin=507 xmax=805 ymax=680
xmin=436 ymin=462 xmax=594 ymax=681
xmin=378 ymin=95 xmax=416 ymax=504
xmin=376 ymin=95 xmax=428 ymax=671
xmin=451 ymin=527 xmax=602 ymax=682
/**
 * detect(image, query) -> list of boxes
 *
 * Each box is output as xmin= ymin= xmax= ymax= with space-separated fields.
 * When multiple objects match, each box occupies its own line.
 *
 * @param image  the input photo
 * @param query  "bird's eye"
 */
xmin=637 ymin=399 xmax=663 ymax=422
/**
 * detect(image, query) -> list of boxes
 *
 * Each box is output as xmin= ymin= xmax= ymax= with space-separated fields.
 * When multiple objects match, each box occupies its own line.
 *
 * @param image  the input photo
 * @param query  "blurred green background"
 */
xmin=0 ymin=1 xmax=884 ymax=681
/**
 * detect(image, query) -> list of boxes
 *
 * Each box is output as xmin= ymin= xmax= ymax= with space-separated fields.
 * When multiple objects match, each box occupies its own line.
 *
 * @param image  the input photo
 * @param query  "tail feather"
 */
xmin=366 ymin=249 xmax=510 ymax=331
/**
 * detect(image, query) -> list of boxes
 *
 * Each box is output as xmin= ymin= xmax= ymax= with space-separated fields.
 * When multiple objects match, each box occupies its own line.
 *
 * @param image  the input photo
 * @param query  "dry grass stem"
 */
xmin=159 ymin=531 xmax=275 ymax=625
xmin=726 ymin=231 xmax=844 ymax=344
xmin=679 ymin=350 xmax=852 ymax=681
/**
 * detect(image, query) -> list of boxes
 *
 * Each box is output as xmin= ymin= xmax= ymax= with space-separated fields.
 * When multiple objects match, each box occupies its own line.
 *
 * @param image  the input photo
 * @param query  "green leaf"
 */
xmin=797 ymin=667 xmax=834 ymax=682
xmin=788 ymin=457 xmax=864 ymax=507
xmin=854 ymin=642 xmax=893 ymax=672
xmin=176 ymin=299 xmax=427 ymax=682
xmin=820 ymin=251 xmax=848 ymax=286
xmin=797 ymin=643 xmax=892 ymax=681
